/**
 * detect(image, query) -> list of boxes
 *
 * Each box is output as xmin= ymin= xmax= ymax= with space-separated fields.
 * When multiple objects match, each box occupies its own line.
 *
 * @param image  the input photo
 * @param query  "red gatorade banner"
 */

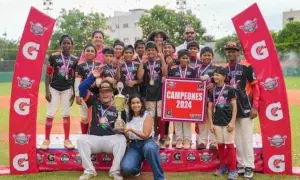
xmin=9 ymin=7 xmax=55 ymax=174
xmin=162 ymin=78 xmax=206 ymax=122
xmin=232 ymin=3 xmax=292 ymax=174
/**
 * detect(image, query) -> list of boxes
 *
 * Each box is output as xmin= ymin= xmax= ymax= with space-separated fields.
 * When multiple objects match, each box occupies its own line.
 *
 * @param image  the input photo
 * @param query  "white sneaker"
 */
xmin=79 ymin=172 xmax=97 ymax=180
xmin=109 ymin=173 xmax=123 ymax=180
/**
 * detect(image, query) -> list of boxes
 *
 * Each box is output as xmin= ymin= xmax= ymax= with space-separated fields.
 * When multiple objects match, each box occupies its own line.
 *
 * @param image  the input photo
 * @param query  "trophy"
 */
xmin=113 ymin=82 xmax=127 ymax=132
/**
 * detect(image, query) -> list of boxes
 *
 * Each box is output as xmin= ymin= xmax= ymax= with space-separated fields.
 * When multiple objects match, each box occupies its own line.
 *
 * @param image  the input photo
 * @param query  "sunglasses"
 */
xmin=185 ymin=31 xmax=195 ymax=35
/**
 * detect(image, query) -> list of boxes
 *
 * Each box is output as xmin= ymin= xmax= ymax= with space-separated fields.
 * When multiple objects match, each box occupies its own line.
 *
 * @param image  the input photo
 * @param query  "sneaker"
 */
xmin=164 ymin=135 xmax=170 ymax=146
xmin=159 ymin=139 xmax=166 ymax=149
xmin=109 ymin=173 xmax=123 ymax=180
xmin=214 ymin=165 xmax=228 ymax=176
xmin=64 ymin=139 xmax=75 ymax=149
xmin=237 ymin=166 xmax=245 ymax=174
xmin=183 ymin=139 xmax=191 ymax=149
xmin=79 ymin=172 xmax=97 ymax=180
xmin=244 ymin=167 xmax=254 ymax=179
xmin=135 ymin=172 xmax=141 ymax=177
xmin=196 ymin=143 xmax=206 ymax=150
xmin=209 ymin=144 xmax=217 ymax=150
xmin=227 ymin=170 xmax=238 ymax=180
xmin=40 ymin=140 xmax=50 ymax=150
xmin=154 ymin=136 xmax=160 ymax=146
xmin=176 ymin=139 xmax=183 ymax=149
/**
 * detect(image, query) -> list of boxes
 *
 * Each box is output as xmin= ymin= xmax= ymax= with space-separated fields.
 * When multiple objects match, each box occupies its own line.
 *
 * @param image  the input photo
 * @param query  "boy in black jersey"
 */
xmin=208 ymin=67 xmax=238 ymax=180
xmin=101 ymin=47 xmax=117 ymax=85
xmin=75 ymin=43 xmax=102 ymax=134
xmin=187 ymin=41 xmax=201 ymax=69
xmin=115 ymin=45 xmax=140 ymax=98
xmin=168 ymin=49 xmax=194 ymax=149
xmin=137 ymin=41 xmax=167 ymax=148
xmin=42 ymin=35 xmax=78 ymax=150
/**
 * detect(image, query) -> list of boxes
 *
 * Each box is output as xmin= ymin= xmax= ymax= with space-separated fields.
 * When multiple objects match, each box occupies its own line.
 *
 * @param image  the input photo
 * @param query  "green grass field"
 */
xmin=0 ymin=77 xmax=300 ymax=179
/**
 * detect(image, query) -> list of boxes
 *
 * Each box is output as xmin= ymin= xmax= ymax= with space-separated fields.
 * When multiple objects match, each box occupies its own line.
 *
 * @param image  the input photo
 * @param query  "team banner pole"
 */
xmin=9 ymin=7 xmax=55 ymax=174
xmin=232 ymin=3 xmax=292 ymax=174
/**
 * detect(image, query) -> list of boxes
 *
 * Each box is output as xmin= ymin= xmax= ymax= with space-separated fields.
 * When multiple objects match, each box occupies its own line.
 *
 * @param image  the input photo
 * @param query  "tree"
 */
xmin=0 ymin=38 xmax=19 ymax=60
xmin=49 ymin=8 xmax=110 ymax=56
xmin=139 ymin=5 xmax=206 ymax=46
xmin=202 ymin=35 xmax=215 ymax=43
xmin=276 ymin=21 xmax=300 ymax=60
xmin=214 ymin=34 xmax=242 ymax=60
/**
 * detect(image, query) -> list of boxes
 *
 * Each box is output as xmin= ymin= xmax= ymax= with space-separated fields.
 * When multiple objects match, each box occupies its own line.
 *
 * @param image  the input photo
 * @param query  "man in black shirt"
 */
xmin=77 ymin=70 xmax=126 ymax=180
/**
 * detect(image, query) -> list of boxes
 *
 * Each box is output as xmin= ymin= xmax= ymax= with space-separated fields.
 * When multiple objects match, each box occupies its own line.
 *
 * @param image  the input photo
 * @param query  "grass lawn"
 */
xmin=0 ymin=77 xmax=300 ymax=179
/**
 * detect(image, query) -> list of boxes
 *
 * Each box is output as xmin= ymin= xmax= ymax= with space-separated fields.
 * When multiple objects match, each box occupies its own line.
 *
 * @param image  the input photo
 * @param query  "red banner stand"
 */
xmin=8 ymin=7 xmax=55 ymax=175
xmin=232 ymin=3 xmax=293 ymax=174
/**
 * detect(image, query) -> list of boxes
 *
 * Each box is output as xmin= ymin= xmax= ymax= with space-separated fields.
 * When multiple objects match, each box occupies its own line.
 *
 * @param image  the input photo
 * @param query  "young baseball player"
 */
xmin=194 ymin=47 xmax=218 ymax=150
xmin=208 ymin=67 xmax=238 ymax=180
xmin=187 ymin=40 xmax=202 ymax=69
xmin=224 ymin=41 xmax=260 ymax=179
xmin=137 ymin=41 xmax=167 ymax=148
xmin=168 ymin=49 xmax=194 ymax=149
xmin=41 ymin=35 xmax=78 ymax=150
xmin=75 ymin=43 xmax=102 ymax=134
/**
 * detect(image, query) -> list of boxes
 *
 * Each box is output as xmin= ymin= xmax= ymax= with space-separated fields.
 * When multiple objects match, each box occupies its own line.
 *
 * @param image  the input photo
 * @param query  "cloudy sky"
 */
xmin=0 ymin=0 xmax=299 ymax=40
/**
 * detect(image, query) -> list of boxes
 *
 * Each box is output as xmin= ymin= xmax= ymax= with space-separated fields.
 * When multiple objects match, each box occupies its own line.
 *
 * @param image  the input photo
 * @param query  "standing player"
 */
xmin=147 ymin=30 xmax=169 ymax=53
xmin=79 ymin=30 xmax=105 ymax=63
xmin=168 ymin=49 xmax=194 ymax=149
xmin=134 ymin=40 xmax=147 ymax=63
xmin=138 ymin=41 xmax=167 ymax=148
xmin=208 ymin=67 xmax=238 ymax=180
xmin=187 ymin=40 xmax=201 ymax=69
xmin=41 ymin=35 xmax=78 ymax=150
xmin=115 ymin=45 xmax=140 ymax=98
xmin=224 ymin=41 xmax=260 ymax=179
xmin=194 ymin=47 xmax=218 ymax=150
xmin=101 ymin=46 xmax=117 ymax=86
xmin=75 ymin=43 xmax=102 ymax=134
xmin=113 ymin=40 xmax=125 ymax=66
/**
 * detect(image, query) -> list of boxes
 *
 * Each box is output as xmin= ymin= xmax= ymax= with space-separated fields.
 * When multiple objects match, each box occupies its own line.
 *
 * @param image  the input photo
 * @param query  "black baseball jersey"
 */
xmin=142 ymin=60 xmax=163 ymax=101
xmin=119 ymin=61 xmax=140 ymax=96
xmin=168 ymin=65 xmax=194 ymax=78
xmin=85 ymin=94 xmax=118 ymax=136
xmin=193 ymin=64 xmax=218 ymax=79
xmin=102 ymin=64 xmax=117 ymax=78
xmin=208 ymin=85 xmax=236 ymax=126
xmin=189 ymin=59 xmax=201 ymax=69
xmin=48 ymin=52 xmax=78 ymax=91
xmin=225 ymin=60 xmax=257 ymax=118
xmin=76 ymin=61 xmax=102 ymax=79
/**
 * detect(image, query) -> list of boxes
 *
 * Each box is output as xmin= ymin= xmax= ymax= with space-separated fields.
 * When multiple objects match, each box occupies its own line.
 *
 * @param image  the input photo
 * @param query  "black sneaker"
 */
xmin=244 ymin=167 xmax=253 ymax=179
xmin=237 ymin=166 xmax=245 ymax=174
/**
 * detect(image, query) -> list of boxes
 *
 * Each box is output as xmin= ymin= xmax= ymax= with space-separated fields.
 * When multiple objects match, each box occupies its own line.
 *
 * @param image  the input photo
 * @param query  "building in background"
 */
xmin=283 ymin=9 xmax=300 ymax=26
xmin=105 ymin=9 xmax=148 ymax=45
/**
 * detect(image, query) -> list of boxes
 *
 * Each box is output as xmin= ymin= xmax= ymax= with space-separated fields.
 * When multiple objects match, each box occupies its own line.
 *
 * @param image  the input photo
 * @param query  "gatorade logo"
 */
xmin=251 ymin=40 xmax=269 ymax=60
xmin=22 ymin=42 xmax=40 ymax=60
xmin=13 ymin=154 xmax=29 ymax=171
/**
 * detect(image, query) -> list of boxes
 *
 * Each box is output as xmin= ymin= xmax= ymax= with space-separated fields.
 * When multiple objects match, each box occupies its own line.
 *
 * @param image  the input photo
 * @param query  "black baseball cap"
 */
xmin=214 ymin=67 xmax=228 ymax=76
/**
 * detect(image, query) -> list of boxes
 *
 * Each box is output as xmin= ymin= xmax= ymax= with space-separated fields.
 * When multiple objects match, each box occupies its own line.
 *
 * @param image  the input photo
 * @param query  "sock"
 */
xmin=217 ymin=143 xmax=226 ymax=167
xmin=195 ymin=123 xmax=199 ymax=134
xmin=45 ymin=117 xmax=54 ymax=140
xmin=158 ymin=117 xmax=165 ymax=140
xmin=164 ymin=121 xmax=170 ymax=136
xmin=226 ymin=144 xmax=237 ymax=171
xmin=80 ymin=121 xmax=89 ymax=134
xmin=63 ymin=116 xmax=70 ymax=140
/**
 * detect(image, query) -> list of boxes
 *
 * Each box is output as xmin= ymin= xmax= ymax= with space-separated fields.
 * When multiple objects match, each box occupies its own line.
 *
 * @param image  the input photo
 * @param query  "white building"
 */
xmin=283 ymin=9 xmax=300 ymax=26
xmin=105 ymin=9 xmax=148 ymax=45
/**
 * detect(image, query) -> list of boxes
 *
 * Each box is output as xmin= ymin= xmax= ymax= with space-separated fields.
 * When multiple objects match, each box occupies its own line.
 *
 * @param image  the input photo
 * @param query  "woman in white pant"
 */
xmin=77 ymin=69 xmax=126 ymax=180
xmin=41 ymin=35 xmax=78 ymax=150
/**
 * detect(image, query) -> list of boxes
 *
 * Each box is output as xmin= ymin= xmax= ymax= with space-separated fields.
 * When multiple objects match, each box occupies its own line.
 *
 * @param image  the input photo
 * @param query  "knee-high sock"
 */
xmin=63 ymin=116 xmax=70 ymax=140
xmin=158 ymin=117 xmax=165 ymax=139
xmin=45 ymin=117 xmax=54 ymax=140
xmin=217 ymin=143 xmax=226 ymax=167
xmin=226 ymin=144 xmax=237 ymax=171
xmin=80 ymin=121 xmax=89 ymax=134
xmin=164 ymin=121 xmax=169 ymax=136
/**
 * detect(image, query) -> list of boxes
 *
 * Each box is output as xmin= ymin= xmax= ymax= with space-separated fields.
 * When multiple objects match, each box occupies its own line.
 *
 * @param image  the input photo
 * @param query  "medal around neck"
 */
xmin=113 ymin=82 xmax=127 ymax=132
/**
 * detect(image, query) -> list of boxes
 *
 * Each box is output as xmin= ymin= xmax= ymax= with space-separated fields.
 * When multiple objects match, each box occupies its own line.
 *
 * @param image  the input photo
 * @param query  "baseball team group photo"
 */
xmin=0 ymin=0 xmax=300 ymax=180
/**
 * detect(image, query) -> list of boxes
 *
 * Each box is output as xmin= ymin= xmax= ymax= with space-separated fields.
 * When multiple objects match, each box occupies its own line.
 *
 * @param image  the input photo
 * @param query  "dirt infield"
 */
xmin=0 ymin=90 xmax=299 ymax=141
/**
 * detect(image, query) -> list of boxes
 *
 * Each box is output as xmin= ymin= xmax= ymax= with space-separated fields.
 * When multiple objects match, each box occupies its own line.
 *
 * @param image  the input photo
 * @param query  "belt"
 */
xmin=130 ymin=136 xmax=152 ymax=143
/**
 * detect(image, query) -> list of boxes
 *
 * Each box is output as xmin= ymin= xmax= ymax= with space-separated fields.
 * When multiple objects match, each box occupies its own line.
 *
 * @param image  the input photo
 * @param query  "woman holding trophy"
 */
xmin=120 ymin=94 xmax=166 ymax=180
xmin=77 ymin=67 xmax=126 ymax=180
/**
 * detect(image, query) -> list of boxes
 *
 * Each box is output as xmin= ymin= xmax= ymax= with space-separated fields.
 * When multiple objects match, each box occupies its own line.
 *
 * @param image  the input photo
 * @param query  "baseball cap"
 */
xmin=224 ymin=41 xmax=239 ymax=51
xmin=99 ymin=81 xmax=114 ymax=92
xmin=214 ymin=67 xmax=228 ymax=77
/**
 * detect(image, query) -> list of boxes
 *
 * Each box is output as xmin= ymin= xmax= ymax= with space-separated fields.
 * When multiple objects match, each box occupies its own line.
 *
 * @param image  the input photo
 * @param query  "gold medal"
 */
xmin=149 ymin=79 xmax=154 ymax=85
